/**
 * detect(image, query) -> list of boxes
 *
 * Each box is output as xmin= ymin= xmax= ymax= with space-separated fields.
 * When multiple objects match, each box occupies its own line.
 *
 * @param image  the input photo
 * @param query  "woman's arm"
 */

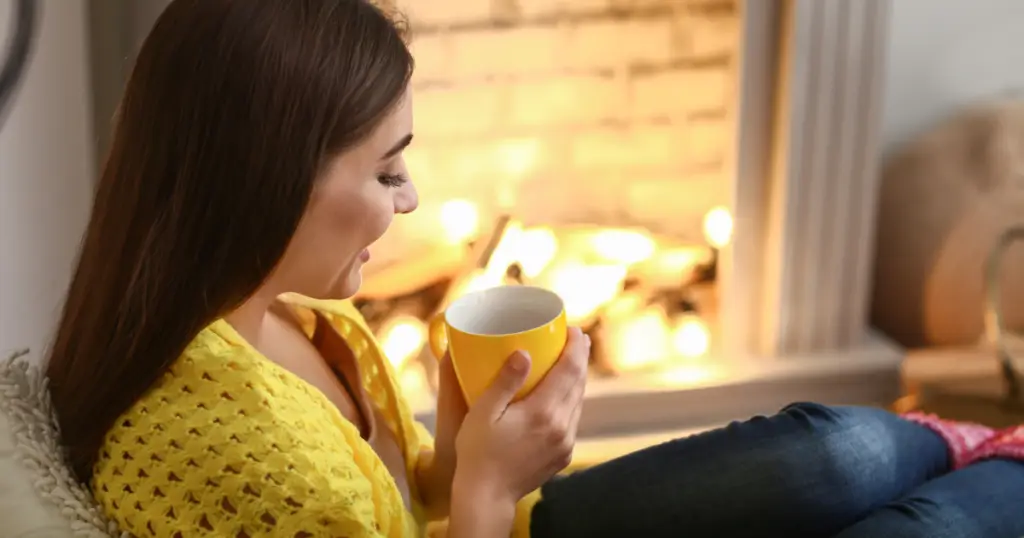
xmin=415 ymin=449 xmax=455 ymax=518
xmin=447 ymin=469 xmax=517 ymax=538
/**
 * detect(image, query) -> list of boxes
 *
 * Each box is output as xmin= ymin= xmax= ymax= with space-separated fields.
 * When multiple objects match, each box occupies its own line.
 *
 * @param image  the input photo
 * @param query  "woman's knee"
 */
xmin=780 ymin=402 xmax=949 ymax=470
xmin=764 ymin=403 xmax=937 ymax=514
xmin=779 ymin=401 xmax=885 ymax=431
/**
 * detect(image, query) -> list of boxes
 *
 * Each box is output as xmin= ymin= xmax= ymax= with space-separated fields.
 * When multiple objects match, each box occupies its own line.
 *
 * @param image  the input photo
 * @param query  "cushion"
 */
xmin=873 ymin=98 xmax=1024 ymax=346
xmin=0 ymin=350 xmax=124 ymax=537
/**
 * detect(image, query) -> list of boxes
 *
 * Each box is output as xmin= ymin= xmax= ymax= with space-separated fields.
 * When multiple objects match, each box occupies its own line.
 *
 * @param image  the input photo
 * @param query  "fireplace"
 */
xmin=357 ymin=0 xmax=901 ymax=447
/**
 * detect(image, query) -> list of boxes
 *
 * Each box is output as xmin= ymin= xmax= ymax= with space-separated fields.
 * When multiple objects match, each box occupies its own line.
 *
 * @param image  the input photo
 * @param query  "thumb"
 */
xmin=475 ymin=351 xmax=531 ymax=419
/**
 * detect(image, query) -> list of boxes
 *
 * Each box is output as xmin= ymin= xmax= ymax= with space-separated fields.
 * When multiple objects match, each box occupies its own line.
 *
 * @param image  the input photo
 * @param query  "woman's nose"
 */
xmin=395 ymin=182 xmax=418 ymax=214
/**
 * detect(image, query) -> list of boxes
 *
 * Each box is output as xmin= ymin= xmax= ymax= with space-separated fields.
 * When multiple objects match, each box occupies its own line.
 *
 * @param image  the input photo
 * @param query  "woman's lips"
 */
xmin=359 ymin=248 xmax=371 ymax=262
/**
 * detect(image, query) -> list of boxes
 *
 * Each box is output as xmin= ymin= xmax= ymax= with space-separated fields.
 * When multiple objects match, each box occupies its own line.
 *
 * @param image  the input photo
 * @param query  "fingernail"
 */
xmin=510 ymin=351 xmax=530 ymax=373
xmin=584 ymin=334 xmax=592 ymax=348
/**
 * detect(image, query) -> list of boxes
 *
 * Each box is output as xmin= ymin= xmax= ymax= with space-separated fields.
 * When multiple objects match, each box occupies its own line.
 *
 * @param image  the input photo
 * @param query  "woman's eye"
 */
xmin=377 ymin=173 xmax=407 ymax=188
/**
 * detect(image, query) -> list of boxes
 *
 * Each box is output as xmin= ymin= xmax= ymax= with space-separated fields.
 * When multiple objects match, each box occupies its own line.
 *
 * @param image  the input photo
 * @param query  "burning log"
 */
xmin=359 ymin=211 xmax=723 ymax=400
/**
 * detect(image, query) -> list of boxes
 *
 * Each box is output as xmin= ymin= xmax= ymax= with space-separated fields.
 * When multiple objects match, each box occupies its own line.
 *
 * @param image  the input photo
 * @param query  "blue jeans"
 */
xmin=530 ymin=402 xmax=1024 ymax=538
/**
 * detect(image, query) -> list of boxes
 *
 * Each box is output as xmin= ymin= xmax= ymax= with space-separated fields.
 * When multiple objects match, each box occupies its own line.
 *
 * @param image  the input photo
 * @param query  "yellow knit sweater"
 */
xmin=91 ymin=295 xmax=538 ymax=537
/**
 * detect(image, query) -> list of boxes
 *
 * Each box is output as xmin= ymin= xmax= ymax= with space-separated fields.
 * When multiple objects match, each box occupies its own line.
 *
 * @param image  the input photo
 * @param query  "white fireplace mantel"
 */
xmin=564 ymin=0 xmax=904 ymax=441
xmin=414 ymin=0 xmax=906 ymax=444
xmin=722 ymin=0 xmax=895 ymax=358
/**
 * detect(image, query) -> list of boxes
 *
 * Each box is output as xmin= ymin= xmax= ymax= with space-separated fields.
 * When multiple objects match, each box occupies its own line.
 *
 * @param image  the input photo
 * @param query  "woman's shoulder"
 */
xmin=91 ymin=322 xmax=393 ymax=536
xmin=96 ymin=321 xmax=358 ymax=460
xmin=166 ymin=319 xmax=343 ymax=423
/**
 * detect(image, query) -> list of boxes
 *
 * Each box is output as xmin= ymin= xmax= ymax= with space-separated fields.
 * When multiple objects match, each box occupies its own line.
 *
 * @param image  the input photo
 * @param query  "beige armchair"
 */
xmin=0 ymin=350 xmax=123 ymax=537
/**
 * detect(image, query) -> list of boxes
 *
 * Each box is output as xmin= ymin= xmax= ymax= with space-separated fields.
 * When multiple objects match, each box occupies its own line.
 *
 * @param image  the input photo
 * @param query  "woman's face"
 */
xmin=269 ymin=92 xmax=418 ymax=300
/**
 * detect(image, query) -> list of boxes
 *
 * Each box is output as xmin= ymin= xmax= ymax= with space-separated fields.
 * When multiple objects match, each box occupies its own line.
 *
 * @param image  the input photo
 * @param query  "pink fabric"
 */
xmin=901 ymin=412 xmax=1024 ymax=469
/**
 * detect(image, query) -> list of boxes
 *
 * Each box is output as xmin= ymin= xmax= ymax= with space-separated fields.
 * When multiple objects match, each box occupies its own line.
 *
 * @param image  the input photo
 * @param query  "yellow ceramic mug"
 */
xmin=428 ymin=285 xmax=568 ymax=406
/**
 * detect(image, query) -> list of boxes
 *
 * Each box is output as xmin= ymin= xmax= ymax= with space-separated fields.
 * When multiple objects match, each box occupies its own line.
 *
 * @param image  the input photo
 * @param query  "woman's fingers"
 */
xmin=475 ymin=351 xmax=532 ymax=420
xmin=561 ymin=350 xmax=588 ymax=426
xmin=563 ymin=383 xmax=586 ymax=445
xmin=526 ymin=327 xmax=590 ymax=406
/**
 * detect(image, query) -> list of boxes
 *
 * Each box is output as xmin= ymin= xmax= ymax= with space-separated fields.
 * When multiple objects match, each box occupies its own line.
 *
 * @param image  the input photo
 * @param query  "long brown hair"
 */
xmin=46 ymin=0 xmax=413 ymax=481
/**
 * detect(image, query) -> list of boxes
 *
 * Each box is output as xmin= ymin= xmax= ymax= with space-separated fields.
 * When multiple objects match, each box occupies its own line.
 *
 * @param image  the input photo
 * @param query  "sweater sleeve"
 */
xmin=91 ymin=343 xmax=406 ymax=538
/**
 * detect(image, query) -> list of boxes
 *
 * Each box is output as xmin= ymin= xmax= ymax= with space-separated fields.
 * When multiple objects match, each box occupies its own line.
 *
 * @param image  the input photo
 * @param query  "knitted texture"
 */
xmin=902 ymin=411 xmax=1024 ymax=469
xmin=0 ymin=350 xmax=126 ymax=537
xmin=91 ymin=297 xmax=430 ymax=537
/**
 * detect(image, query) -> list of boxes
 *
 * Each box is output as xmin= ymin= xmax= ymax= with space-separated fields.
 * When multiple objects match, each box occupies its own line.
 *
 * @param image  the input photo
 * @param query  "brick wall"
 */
xmin=393 ymin=0 xmax=738 ymax=244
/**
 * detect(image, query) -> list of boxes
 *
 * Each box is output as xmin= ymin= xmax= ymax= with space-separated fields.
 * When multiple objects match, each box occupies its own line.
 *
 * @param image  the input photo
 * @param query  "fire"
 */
xmin=483 ymin=223 xmax=560 ymax=279
xmin=602 ymin=299 xmax=712 ymax=374
xmin=635 ymin=245 xmax=708 ymax=288
xmin=609 ymin=306 xmax=672 ymax=372
xmin=546 ymin=262 xmax=628 ymax=323
xmin=440 ymin=199 xmax=480 ymax=245
xmin=672 ymin=314 xmax=711 ymax=357
xmin=373 ymin=214 xmax=720 ymax=382
xmin=589 ymin=229 xmax=656 ymax=265
xmin=379 ymin=315 xmax=427 ymax=369
xmin=452 ymin=268 xmax=503 ymax=298
xmin=485 ymin=221 xmax=525 ymax=277
xmin=703 ymin=206 xmax=733 ymax=248
xmin=447 ymin=221 xmax=557 ymax=299
xmin=654 ymin=247 xmax=706 ymax=273
xmin=516 ymin=227 xmax=559 ymax=278
xmin=398 ymin=362 xmax=433 ymax=407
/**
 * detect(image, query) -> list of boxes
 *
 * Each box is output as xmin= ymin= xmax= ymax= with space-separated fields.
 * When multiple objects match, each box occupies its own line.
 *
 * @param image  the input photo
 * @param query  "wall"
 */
xmin=872 ymin=0 xmax=1024 ymax=347
xmin=378 ymin=0 xmax=738 ymax=263
xmin=0 ymin=0 xmax=94 ymax=358
xmin=86 ymin=0 xmax=132 ymax=162
xmin=87 ymin=0 xmax=169 ymax=169
xmin=882 ymin=0 xmax=1024 ymax=151
xmin=83 ymin=0 xmax=740 ymax=275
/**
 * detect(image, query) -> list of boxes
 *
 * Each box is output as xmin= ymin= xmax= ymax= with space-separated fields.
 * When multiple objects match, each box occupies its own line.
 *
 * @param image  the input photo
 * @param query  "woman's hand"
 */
xmin=416 ymin=351 xmax=467 ymax=518
xmin=447 ymin=327 xmax=591 ymax=538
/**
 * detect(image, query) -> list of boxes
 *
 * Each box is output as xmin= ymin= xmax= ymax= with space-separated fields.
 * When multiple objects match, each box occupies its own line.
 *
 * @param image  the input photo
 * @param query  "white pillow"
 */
xmin=0 ymin=350 xmax=124 ymax=538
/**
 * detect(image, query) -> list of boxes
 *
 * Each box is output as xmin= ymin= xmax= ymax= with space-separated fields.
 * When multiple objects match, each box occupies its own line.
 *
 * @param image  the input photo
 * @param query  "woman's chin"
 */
xmin=332 ymin=269 xmax=363 ymax=300
xmin=300 ymin=266 xmax=363 ymax=301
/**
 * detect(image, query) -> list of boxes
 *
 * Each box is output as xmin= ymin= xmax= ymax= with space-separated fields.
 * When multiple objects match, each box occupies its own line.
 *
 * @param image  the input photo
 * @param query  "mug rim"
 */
xmin=445 ymin=285 xmax=564 ymax=337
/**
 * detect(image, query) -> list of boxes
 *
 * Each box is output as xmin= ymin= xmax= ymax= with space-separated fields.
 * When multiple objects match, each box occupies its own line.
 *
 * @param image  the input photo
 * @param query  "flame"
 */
xmin=671 ymin=314 xmax=710 ymax=357
xmin=547 ymin=262 xmax=627 ymax=322
xmin=590 ymin=229 xmax=656 ymax=265
xmin=634 ymin=245 xmax=709 ymax=288
xmin=484 ymin=223 xmax=558 ymax=280
xmin=380 ymin=316 xmax=427 ymax=369
xmin=608 ymin=306 xmax=670 ymax=372
xmin=654 ymin=248 xmax=705 ymax=273
xmin=440 ymin=199 xmax=480 ymax=245
xmin=603 ymin=292 xmax=645 ymax=319
xmin=703 ymin=206 xmax=733 ymax=248
xmin=484 ymin=221 xmax=525 ymax=280
xmin=516 ymin=227 xmax=559 ymax=278
xmin=448 ymin=221 xmax=557 ymax=302
xmin=399 ymin=362 xmax=432 ymax=400
xmin=452 ymin=269 xmax=504 ymax=298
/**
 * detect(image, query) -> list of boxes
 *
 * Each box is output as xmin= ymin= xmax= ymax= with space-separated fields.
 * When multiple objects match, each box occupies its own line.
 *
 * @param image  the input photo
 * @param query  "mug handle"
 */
xmin=427 ymin=312 xmax=448 ymax=361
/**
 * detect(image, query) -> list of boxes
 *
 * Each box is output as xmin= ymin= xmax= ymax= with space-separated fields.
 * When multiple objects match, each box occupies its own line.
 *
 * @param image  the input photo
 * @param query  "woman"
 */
xmin=44 ymin=1 xmax=1024 ymax=537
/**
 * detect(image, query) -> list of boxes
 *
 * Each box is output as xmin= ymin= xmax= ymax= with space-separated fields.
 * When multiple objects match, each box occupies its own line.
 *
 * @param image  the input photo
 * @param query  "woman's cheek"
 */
xmin=370 ymin=197 xmax=395 ymax=241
